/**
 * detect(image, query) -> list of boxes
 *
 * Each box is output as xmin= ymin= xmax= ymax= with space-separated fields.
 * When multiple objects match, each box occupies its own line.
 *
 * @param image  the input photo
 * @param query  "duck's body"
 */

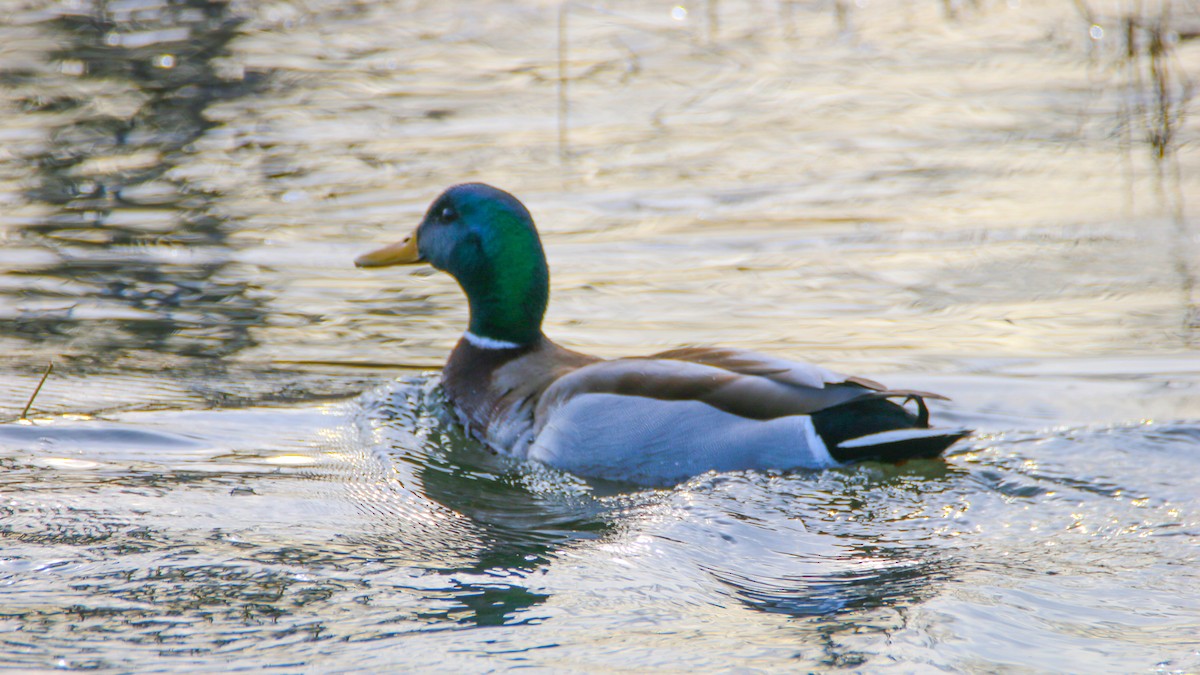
xmin=357 ymin=183 xmax=968 ymax=485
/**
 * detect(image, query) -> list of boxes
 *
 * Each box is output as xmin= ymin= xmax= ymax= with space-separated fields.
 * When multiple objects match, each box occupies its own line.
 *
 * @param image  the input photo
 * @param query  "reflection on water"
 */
xmin=2 ymin=0 xmax=1197 ymax=381
xmin=1 ymin=0 xmax=1199 ymax=671
xmin=361 ymin=378 xmax=607 ymax=626
xmin=5 ymin=0 xmax=266 ymax=363
xmin=0 ymin=380 xmax=1198 ymax=670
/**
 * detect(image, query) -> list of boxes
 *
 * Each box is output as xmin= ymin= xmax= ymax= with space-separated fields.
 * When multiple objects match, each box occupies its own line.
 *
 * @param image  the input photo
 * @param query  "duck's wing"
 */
xmin=646 ymin=347 xmax=946 ymax=400
xmin=528 ymin=347 xmax=966 ymax=484
xmin=534 ymin=349 xmax=920 ymax=426
xmin=648 ymin=346 xmax=876 ymax=388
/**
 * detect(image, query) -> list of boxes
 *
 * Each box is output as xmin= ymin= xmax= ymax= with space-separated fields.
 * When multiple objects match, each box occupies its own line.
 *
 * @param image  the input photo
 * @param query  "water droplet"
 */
xmin=671 ymin=6 xmax=687 ymax=21
xmin=155 ymin=54 xmax=176 ymax=69
xmin=59 ymin=60 xmax=85 ymax=76
xmin=1089 ymin=24 xmax=1104 ymax=40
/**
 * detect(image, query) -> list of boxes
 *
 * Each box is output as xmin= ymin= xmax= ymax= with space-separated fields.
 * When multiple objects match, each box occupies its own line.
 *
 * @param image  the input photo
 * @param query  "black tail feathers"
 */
xmin=811 ymin=395 xmax=970 ymax=464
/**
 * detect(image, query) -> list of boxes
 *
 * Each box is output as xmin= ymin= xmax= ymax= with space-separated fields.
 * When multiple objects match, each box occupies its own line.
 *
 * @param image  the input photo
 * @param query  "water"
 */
xmin=2 ymin=0 xmax=1199 ymax=671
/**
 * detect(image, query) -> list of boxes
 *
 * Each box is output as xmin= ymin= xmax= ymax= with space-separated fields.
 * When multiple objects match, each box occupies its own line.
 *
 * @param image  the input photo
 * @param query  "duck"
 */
xmin=356 ymin=183 xmax=969 ymax=486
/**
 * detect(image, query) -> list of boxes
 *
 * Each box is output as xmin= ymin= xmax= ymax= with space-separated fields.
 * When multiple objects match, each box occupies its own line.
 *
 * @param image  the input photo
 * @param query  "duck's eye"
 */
xmin=440 ymin=206 xmax=458 ymax=223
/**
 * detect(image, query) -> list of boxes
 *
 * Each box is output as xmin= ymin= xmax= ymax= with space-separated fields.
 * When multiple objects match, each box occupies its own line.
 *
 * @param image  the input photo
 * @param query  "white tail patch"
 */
xmin=800 ymin=415 xmax=834 ymax=466
xmin=837 ymin=427 xmax=971 ymax=449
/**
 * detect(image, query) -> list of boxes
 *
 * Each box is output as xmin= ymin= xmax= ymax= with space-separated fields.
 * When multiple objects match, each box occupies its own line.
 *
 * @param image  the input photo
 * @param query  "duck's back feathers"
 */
xmin=646 ymin=347 xmax=855 ymax=388
xmin=534 ymin=347 xmax=932 ymax=425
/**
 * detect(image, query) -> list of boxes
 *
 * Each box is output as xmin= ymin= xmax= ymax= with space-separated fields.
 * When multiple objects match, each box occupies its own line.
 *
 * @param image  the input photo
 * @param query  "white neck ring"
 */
xmin=463 ymin=331 xmax=522 ymax=350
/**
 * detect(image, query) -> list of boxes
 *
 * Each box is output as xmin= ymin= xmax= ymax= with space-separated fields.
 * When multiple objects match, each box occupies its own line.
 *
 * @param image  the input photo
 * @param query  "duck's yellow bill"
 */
xmin=355 ymin=233 xmax=422 ymax=268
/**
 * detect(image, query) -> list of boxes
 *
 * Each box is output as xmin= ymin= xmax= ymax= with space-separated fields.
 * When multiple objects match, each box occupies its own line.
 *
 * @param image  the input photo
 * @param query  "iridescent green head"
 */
xmin=356 ymin=183 xmax=549 ymax=346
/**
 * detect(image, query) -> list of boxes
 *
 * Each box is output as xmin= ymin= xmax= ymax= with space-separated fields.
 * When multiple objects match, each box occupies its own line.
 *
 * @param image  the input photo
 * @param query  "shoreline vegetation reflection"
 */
xmin=13 ymin=1 xmax=267 ymax=363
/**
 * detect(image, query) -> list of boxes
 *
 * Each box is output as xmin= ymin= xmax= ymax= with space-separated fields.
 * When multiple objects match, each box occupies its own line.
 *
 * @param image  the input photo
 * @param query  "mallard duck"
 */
xmin=356 ymin=183 xmax=969 ymax=485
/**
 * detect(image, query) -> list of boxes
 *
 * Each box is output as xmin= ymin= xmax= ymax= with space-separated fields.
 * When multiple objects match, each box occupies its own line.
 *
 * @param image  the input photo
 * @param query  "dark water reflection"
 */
xmin=685 ymin=463 xmax=963 ymax=625
xmin=8 ymin=0 xmax=267 ymax=361
xmin=398 ymin=381 xmax=632 ymax=628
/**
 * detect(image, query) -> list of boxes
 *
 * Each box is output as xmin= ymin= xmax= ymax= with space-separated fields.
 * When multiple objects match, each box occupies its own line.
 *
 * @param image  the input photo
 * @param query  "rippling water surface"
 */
xmin=2 ymin=0 xmax=1199 ymax=671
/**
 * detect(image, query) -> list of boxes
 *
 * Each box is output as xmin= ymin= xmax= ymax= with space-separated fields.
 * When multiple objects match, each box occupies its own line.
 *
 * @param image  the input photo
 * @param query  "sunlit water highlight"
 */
xmin=1 ymin=0 xmax=1199 ymax=671
xmin=2 ymin=379 xmax=1198 ymax=671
